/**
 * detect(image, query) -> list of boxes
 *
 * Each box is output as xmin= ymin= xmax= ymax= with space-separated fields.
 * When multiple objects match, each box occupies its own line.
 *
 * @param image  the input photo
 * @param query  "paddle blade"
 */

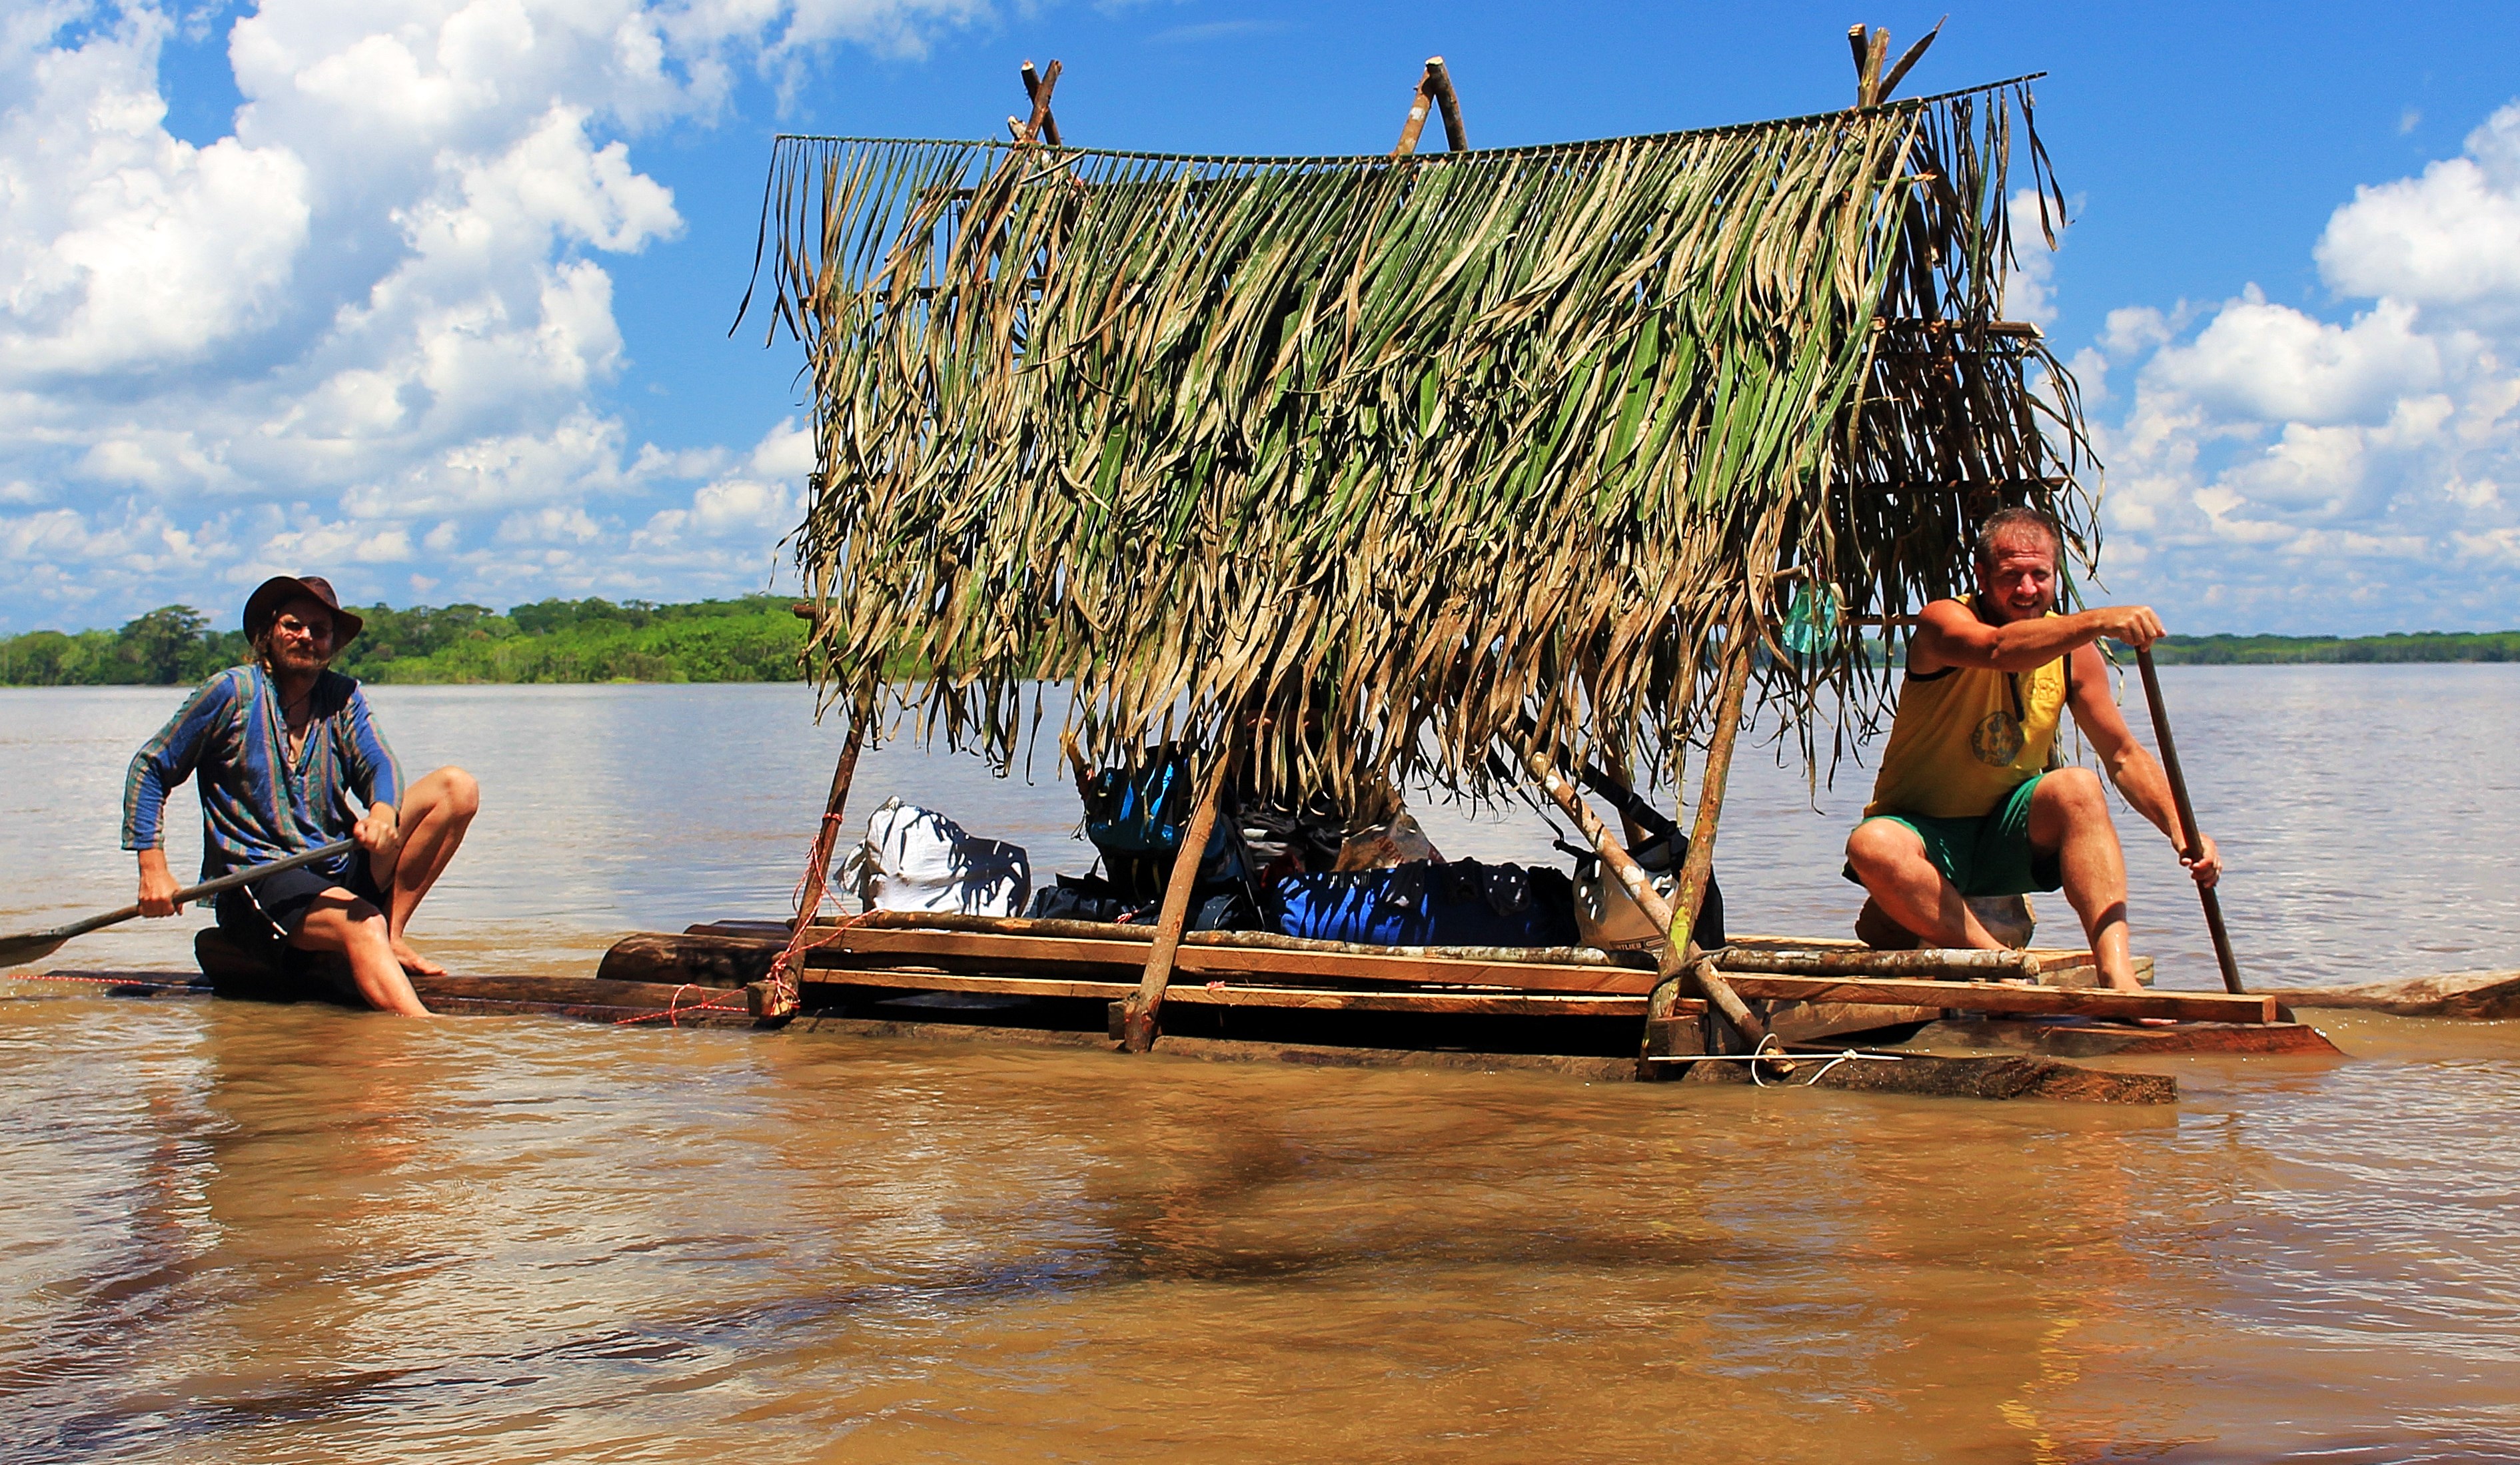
xmin=0 ymin=931 xmax=70 ymax=969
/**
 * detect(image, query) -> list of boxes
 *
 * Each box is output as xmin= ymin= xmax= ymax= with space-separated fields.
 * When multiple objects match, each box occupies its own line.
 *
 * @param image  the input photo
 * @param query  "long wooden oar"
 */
xmin=2134 ymin=648 xmax=2245 ymax=994
xmin=0 ymin=839 xmax=359 ymax=969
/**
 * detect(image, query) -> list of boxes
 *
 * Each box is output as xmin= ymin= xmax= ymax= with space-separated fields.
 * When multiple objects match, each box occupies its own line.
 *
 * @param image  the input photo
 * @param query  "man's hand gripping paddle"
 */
xmin=0 ymin=839 xmax=359 ymax=969
xmin=2134 ymin=648 xmax=2245 ymax=995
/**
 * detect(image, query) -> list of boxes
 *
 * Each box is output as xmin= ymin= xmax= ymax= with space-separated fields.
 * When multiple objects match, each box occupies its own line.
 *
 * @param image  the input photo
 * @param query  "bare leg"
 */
xmin=1844 ymin=818 xmax=2009 ymax=950
xmin=2026 ymin=767 xmax=2144 ymax=993
xmin=293 ymin=893 xmax=430 ymax=1016
xmin=366 ymin=767 xmax=480 ymax=976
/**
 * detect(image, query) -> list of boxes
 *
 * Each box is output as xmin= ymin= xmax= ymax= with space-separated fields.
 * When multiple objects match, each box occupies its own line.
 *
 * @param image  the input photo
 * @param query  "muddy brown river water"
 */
xmin=5 ymin=670 xmax=2518 ymax=1462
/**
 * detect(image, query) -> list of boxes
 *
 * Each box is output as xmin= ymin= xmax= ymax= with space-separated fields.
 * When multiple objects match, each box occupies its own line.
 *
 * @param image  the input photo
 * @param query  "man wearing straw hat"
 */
xmin=1843 ymin=508 xmax=2220 ymax=995
xmin=123 ymin=575 xmax=480 ymax=1016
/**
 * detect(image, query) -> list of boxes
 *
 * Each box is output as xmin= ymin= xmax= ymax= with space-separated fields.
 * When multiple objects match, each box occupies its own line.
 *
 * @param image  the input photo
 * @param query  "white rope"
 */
xmin=1646 ymin=1034 xmax=1907 ymax=1089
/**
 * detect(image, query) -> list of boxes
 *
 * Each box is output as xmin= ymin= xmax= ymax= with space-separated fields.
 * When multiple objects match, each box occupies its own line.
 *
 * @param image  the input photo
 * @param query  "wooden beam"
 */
xmin=1518 ymin=735 xmax=1762 ymax=1045
xmin=1714 ymin=945 xmax=2040 ymax=981
xmin=1651 ymin=630 xmax=1758 ymax=1051
xmin=1426 ymin=57 xmax=1467 ymax=151
xmin=759 ymin=684 xmax=872 ymax=1017
xmin=1716 ymin=973 xmax=2279 ymax=1024
xmin=1393 ymin=59 xmax=1437 ymax=156
xmin=1120 ymin=747 xmax=1233 ymax=1051
xmin=1019 ymin=59 xmax=1063 ymax=147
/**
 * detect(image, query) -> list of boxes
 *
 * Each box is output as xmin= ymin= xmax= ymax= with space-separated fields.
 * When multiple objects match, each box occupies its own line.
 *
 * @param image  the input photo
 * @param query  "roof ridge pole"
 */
xmin=1516 ymin=735 xmax=1767 ymax=1054
xmin=1644 ymin=622 xmax=1759 ymax=1066
xmin=1119 ymin=743 xmax=1235 ymax=1052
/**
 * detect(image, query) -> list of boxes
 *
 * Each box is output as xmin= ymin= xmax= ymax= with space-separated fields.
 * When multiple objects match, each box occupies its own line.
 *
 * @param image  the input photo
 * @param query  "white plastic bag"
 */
xmin=839 ymin=797 xmax=1031 ymax=917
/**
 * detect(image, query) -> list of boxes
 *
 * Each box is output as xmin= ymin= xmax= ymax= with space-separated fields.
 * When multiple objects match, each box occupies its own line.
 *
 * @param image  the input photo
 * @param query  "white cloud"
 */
xmin=0 ymin=0 xmax=981 ymax=632
xmin=2315 ymin=101 xmax=2520 ymax=328
xmin=2093 ymin=99 xmax=2520 ymax=632
xmin=0 ymin=5 xmax=310 ymax=378
xmin=2000 ymin=187 xmax=2062 ymax=328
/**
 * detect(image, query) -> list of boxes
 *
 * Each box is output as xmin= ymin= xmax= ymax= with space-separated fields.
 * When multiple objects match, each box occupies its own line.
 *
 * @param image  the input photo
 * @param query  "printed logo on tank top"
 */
xmin=1970 ymin=710 xmax=2025 ymax=765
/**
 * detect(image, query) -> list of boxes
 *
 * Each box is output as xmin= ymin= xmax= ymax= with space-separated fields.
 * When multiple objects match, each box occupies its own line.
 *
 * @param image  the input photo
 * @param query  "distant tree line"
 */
xmin=15 ymin=603 xmax=2520 ymax=688
xmin=2146 ymin=631 xmax=2520 ymax=664
xmin=0 ymin=596 xmax=811 ymax=686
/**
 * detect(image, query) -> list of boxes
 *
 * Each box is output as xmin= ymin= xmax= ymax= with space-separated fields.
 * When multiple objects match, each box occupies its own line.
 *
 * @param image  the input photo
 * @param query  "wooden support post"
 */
xmin=1646 ymin=632 xmax=1757 ymax=1053
xmin=1517 ymin=737 xmax=1767 ymax=1049
xmin=1119 ymin=749 xmax=1233 ymax=1053
xmin=757 ymin=682 xmax=874 ymax=1018
xmin=1392 ymin=57 xmax=1467 ymax=156
xmin=1017 ymin=59 xmax=1063 ymax=146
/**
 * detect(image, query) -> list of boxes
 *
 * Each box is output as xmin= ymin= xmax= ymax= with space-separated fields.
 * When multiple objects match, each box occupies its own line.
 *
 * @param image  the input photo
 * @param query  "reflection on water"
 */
xmin=6 ymin=670 xmax=2520 ymax=1462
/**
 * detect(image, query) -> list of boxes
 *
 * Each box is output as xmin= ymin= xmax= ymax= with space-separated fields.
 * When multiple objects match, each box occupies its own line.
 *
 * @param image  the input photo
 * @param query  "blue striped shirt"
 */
xmin=122 ymin=664 xmax=404 ymax=882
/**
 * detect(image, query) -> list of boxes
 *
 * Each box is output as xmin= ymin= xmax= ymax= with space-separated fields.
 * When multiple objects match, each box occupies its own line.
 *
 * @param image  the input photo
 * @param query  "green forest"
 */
xmin=2144 ymin=631 xmax=2520 ymax=664
xmin=10 ymin=599 xmax=2520 ymax=688
xmin=0 ymin=597 xmax=809 ymax=686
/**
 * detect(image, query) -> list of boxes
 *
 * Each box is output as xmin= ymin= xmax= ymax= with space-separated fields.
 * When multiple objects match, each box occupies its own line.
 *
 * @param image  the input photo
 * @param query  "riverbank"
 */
xmin=11 ymin=600 xmax=2520 ymax=686
xmin=0 ymin=596 xmax=808 ymax=686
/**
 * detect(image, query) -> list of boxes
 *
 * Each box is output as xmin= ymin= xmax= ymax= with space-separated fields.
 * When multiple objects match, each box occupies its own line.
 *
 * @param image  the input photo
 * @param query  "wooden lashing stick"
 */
xmin=1011 ymin=59 xmax=1063 ymax=146
xmin=756 ymin=682 xmax=874 ymax=1018
xmin=1391 ymin=57 xmax=1467 ymax=157
xmin=2136 ymin=647 xmax=2245 ymax=994
xmin=1119 ymin=748 xmax=1234 ymax=1052
xmin=1518 ymin=737 xmax=1767 ymax=1049
xmin=1650 ymin=632 xmax=1758 ymax=1050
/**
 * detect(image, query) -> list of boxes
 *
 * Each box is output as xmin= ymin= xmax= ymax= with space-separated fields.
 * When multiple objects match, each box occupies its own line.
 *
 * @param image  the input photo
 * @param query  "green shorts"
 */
xmin=1846 ymin=773 xmax=2061 ymax=898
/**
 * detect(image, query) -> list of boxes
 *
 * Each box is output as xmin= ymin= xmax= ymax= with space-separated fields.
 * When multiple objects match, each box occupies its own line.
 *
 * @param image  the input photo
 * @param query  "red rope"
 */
xmin=612 ymin=982 xmax=750 ymax=1026
xmin=6 ymin=973 xmax=193 ymax=989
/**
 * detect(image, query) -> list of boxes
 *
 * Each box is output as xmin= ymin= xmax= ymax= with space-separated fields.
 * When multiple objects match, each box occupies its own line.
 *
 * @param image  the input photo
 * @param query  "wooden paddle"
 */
xmin=0 ymin=838 xmax=360 ymax=969
xmin=2134 ymin=648 xmax=2245 ymax=994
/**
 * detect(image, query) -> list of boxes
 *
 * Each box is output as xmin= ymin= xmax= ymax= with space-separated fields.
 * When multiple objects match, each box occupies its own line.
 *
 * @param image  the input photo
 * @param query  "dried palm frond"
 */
xmin=747 ymin=76 xmax=2096 ymax=806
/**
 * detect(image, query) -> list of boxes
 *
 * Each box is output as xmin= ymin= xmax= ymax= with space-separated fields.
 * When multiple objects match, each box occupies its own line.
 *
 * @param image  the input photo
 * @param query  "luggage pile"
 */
xmin=834 ymin=744 xmax=1721 ymax=955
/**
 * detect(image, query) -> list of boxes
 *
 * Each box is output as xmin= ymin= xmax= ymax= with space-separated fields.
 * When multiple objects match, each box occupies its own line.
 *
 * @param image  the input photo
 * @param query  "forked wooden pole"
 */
xmin=2136 ymin=647 xmax=2245 ymax=994
xmin=1648 ymin=632 xmax=1757 ymax=1049
xmin=1019 ymin=60 xmax=1064 ymax=146
xmin=1016 ymin=58 xmax=1063 ymax=146
xmin=1119 ymin=749 xmax=1234 ymax=1052
xmin=1518 ymin=737 xmax=1766 ymax=1047
xmin=1392 ymin=57 xmax=1467 ymax=156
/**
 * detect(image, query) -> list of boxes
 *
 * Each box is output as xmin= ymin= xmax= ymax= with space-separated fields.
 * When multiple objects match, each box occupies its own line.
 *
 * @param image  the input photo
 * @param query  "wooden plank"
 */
xmin=800 ymin=963 xmax=1663 ymax=1017
xmin=1911 ymin=1017 xmax=2344 ymax=1058
xmin=1718 ymin=973 xmax=2277 ymax=1025
xmin=800 ymin=926 xmax=1660 ymax=995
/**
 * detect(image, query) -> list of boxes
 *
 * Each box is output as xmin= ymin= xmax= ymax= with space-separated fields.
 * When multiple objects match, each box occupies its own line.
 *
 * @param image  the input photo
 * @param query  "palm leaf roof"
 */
xmin=749 ymin=76 xmax=2096 ymax=804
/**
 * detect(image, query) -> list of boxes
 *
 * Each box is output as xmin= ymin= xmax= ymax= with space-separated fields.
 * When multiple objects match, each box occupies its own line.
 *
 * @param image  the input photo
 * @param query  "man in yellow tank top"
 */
xmin=1844 ymin=508 xmax=2222 ymax=994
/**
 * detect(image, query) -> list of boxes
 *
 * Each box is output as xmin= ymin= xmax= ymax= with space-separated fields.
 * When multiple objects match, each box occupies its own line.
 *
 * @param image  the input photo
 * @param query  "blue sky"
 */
xmin=6 ymin=1 xmax=2518 ymax=636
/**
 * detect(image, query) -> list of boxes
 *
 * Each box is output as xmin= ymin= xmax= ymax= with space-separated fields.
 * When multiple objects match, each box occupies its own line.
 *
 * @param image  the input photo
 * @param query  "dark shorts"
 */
xmin=1846 ymin=773 xmax=2062 ymax=898
xmin=215 ymin=857 xmax=388 ymax=946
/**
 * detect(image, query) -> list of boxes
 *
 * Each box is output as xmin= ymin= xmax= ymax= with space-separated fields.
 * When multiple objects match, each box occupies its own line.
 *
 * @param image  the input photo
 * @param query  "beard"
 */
xmin=264 ymin=639 xmax=332 ymax=676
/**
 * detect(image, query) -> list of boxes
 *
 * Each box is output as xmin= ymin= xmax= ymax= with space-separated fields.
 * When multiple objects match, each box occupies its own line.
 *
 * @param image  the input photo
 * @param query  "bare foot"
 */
xmin=390 ymin=937 xmax=446 ymax=976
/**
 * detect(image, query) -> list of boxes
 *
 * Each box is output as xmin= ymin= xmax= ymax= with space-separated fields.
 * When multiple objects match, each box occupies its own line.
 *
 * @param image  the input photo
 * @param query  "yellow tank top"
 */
xmin=1865 ymin=603 xmax=2069 ymax=820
